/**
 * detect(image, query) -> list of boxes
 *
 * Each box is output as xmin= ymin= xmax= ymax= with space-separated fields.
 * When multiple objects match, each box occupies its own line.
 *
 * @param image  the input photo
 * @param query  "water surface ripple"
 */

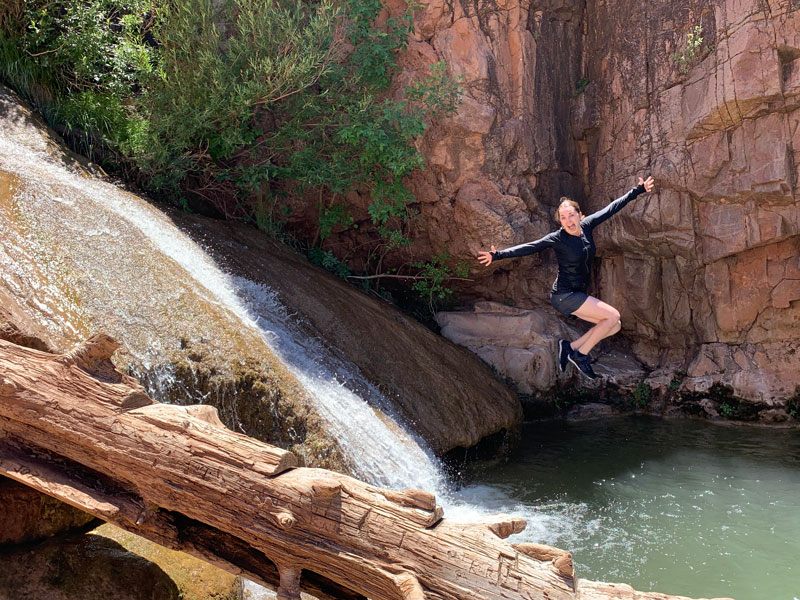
xmin=460 ymin=416 xmax=800 ymax=600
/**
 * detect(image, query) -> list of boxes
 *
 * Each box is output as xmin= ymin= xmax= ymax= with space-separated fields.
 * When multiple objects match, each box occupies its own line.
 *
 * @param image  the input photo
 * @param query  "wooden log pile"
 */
xmin=0 ymin=334 xmax=578 ymax=600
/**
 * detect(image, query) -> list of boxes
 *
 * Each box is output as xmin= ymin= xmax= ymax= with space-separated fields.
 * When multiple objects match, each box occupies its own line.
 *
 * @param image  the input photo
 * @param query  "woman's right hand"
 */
xmin=477 ymin=245 xmax=496 ymax=266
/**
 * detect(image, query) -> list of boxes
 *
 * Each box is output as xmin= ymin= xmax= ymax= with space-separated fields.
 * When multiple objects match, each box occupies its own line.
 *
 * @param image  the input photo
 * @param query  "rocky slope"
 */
xmin=342 ymin=0 xmax=800 ymax=412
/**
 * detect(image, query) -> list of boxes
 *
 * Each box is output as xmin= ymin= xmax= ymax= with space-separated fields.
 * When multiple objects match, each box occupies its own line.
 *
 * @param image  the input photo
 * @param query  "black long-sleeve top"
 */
xmin=491 ymin=184 xmax=646 ymax=294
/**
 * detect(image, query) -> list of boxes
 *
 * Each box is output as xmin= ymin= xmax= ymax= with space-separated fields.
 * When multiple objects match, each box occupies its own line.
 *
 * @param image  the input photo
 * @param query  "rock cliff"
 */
xmin=357 ymin=0 xmax=800 ymax=409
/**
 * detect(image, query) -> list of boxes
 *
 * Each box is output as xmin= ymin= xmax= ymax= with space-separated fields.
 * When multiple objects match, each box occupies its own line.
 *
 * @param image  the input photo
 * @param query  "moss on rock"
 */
xmin=0 ymin=524 xmax=239 ymax=600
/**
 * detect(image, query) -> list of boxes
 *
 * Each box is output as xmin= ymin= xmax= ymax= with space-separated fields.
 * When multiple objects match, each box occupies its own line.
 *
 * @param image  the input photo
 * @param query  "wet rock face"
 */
xmin=391 ymin=1 xmax=800 ymax=404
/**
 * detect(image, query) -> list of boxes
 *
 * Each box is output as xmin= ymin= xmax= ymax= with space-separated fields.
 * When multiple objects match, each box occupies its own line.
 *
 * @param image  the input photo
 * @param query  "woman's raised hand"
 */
xmin=638 ymin=175 xmax=655 ymax=193
xmin=477 ymin=245 xmax=496 ymax=266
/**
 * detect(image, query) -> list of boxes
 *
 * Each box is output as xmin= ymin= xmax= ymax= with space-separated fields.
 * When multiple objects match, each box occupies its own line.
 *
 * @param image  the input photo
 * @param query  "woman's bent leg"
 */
xmin=570 ymin=296 xmax=621 ymax=355
xmin=569 ymin=315 xmax=599 ymax=350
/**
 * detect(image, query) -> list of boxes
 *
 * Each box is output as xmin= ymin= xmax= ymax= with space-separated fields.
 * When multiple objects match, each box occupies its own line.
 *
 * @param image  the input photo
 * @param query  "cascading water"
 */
xmin=230 ymin=276 xmax=445 ymax=490
xmin=0 ymin=134 xmax=443 ymax=493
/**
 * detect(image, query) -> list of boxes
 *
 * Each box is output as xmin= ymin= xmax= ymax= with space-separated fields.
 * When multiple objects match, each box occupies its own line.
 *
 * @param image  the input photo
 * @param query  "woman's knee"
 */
xmin=609 ymin=319 xmax=621 ymax=335
xmin=599 ymin=307 xmax=620 ymax=328
xmin=573 ymin=297 xmax=619 ymax=322
xmin=599 ymin=309 xmax=621 ymax=336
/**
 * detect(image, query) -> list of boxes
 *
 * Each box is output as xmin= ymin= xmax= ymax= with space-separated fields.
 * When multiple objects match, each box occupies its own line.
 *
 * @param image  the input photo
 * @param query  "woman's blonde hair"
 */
xmin=554 ymin=197 xmax=582 ymax=222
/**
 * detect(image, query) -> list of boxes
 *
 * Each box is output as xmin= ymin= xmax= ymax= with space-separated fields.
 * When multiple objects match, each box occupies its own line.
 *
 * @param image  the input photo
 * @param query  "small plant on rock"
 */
xmin=668 ymin=369 xmax=686 ymax=392
xmin=710 ymin=388 xmax=758 ymax=421
xmin=719 ymin=402 xmax=735 ymax=418
xmin=674 ymin=25 xmax=707 ymax=75
xmin=571 ymin=77 xmax=589 ymax=98
xmin=632 ymin=381 xmax=651 ymax=409
xmin=787 ymin=387 xmax=800 ymax=418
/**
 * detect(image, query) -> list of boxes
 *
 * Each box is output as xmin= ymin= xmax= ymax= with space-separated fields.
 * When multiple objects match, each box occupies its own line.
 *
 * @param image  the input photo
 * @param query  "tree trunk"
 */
xmin=0 ymin=335 xmax=722 ymax=600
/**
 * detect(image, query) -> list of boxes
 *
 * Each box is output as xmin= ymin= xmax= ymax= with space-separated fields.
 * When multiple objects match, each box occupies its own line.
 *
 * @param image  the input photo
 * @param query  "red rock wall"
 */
xmin=585 ymin=0 xmax=800 ymax=399
xmin=385 ymin=0 xmax=800 ymax=402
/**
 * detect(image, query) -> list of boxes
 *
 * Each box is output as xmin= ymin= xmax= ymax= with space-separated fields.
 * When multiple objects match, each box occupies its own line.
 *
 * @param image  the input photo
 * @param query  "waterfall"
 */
xmin=0 ymin=135 xmax=442 ymax=492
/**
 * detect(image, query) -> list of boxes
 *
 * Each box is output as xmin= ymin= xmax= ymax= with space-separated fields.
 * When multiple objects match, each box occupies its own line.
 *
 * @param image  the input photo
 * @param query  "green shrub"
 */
xmin=632 ymin=381 xmax=651 ymax=408
xmin=411 ymin=253 xmax=469 ymax=313
xmin=0 ymin=0 xmax=154 ymax=160
xmin=1 ymin=0 xmax=462 ymax=314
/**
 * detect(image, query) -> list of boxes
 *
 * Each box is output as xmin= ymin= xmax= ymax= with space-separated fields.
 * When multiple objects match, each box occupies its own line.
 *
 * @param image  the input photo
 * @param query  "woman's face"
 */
xmin=558 ymin=204 xmax=582 ymax=236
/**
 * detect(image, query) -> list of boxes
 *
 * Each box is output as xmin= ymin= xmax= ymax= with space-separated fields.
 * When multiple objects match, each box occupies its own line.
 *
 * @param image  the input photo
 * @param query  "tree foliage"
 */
xmin=0 ymin=0 xmax=462 ymax=310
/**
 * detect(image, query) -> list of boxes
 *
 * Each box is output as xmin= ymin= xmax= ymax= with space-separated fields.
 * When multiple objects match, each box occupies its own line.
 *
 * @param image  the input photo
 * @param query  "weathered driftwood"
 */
xmin=0 ymin=334 xmax=578 ymax=600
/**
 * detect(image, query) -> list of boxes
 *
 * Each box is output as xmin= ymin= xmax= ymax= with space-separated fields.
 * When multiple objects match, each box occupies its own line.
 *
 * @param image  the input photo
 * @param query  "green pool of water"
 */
xmin=459 ymin=416 xmax=800 ymax=600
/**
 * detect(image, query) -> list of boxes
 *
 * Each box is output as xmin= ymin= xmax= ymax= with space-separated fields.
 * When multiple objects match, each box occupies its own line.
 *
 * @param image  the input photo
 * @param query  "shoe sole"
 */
xmin=557 ymin=341 xmax=569 ymax=373
xmin=567 ymin=354 xmax=598 ymax=380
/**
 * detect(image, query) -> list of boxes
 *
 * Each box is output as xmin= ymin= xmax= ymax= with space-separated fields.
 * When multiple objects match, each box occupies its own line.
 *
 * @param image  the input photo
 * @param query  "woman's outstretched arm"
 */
xmin=477 ymin=230 xmax=560 ymax=266
xmin=581 ymin=175 xmax=655 ymax=230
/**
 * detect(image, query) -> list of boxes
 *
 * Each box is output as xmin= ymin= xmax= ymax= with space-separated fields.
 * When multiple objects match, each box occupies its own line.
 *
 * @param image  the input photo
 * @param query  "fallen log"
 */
xmin=0 ymin=335 xmax=734 ymax=600
xmin=0 ymin=335 xmax=576 ymax=600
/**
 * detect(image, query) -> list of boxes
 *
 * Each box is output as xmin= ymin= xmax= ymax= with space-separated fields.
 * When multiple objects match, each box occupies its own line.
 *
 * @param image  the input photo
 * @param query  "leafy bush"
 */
xmin=132 ymin=0 xmax=346 ymax=206
xmin=0 ymin=0 xmax=154 ymax=159
xmin=1 ymin=0 xmax=462 ymax=314
xmin=411 ymin=253 xmax=469 ymax=313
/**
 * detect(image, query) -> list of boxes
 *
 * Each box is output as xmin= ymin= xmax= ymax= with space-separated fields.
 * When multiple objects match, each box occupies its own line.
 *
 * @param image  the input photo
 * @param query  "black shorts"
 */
xmin=550 ymin=291 xmax=588 ymax=316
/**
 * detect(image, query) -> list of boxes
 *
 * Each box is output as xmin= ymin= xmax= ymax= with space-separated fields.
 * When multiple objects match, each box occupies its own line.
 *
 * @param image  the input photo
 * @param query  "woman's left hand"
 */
xmin=638 ymin=175 xmax=655 ymax=193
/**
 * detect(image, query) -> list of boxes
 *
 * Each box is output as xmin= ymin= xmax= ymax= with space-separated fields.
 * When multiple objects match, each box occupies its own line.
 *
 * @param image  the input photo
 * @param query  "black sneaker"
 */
xmin=557 ymin=339 xmax=571 ymax=373
xmin=568 ymin=350 xmax=598 ymax=380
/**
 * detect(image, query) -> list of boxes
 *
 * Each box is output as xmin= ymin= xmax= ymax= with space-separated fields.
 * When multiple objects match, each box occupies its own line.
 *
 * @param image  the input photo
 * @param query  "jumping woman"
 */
xmin=477 ymin=176 xmax=656 ymax=380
